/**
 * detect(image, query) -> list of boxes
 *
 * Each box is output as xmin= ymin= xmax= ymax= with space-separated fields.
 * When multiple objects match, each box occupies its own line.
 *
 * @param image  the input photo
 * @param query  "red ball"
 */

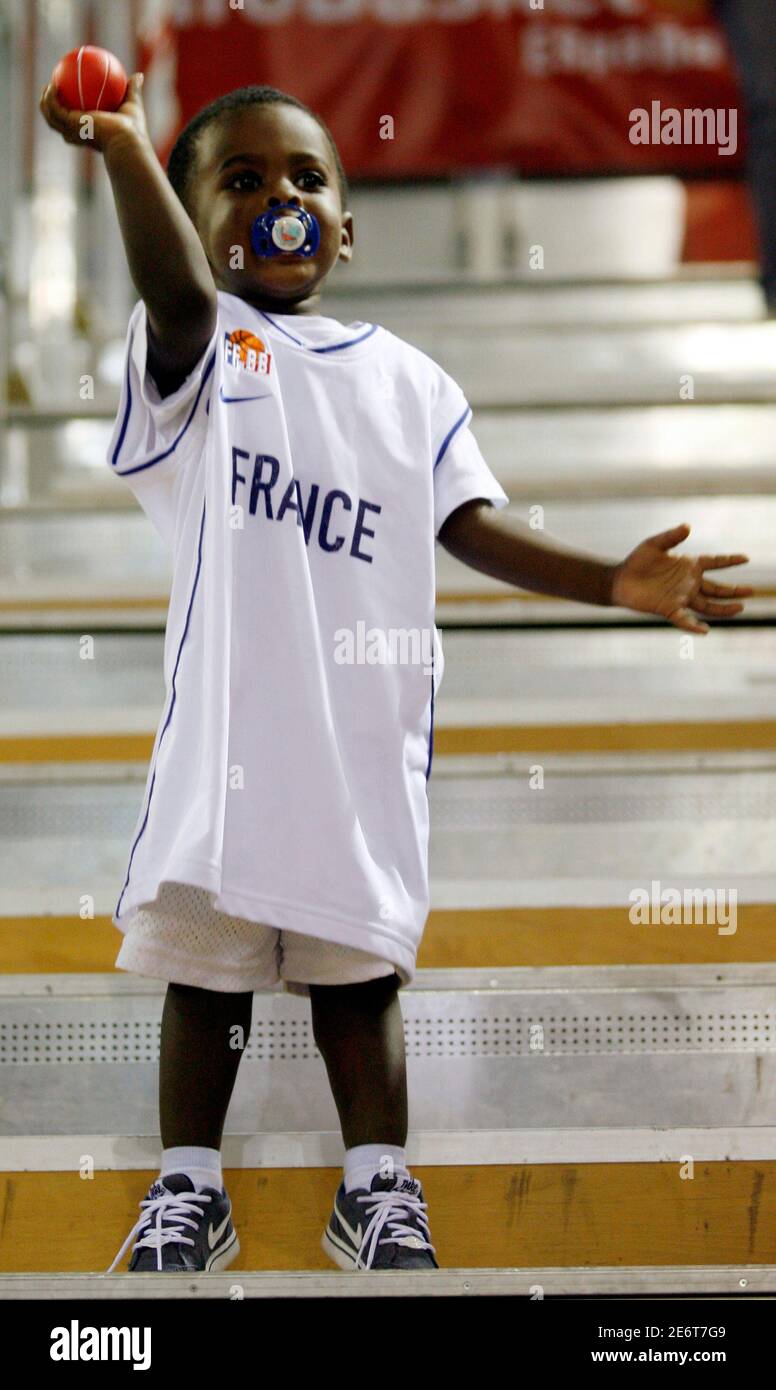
xmin=52 ymin=46 xmax=128 ymax=112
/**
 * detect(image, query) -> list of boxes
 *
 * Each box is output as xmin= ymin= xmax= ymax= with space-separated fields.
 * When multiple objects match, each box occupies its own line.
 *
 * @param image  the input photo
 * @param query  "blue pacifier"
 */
xmin=250 ymin=203 xmax=321 ymax=258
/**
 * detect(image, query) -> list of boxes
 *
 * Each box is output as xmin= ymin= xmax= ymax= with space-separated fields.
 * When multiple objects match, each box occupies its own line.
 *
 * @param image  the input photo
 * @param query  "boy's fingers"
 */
xmin=697 ymin=553 xmax=750 ymax=571
xmin=39 ymin=89 xmax=67 ymax=131
xmin=700 ymin=580 xmax=755 ymax=598
xmin=40 ymin=83 xmax=97 ymax=144
xmin=670 ymin=609 xmax=709 ymax=634
xmin=121 ymin=72 xmax=144 ymax=106
xmin=42 ymin=81 xmax=63 ymax=111
xmin=692 ymin=599 xmax=745 ymax=618
xmin=645 ymin=523 xmax=692 ymax=552
xmin=41 ymin=82 xmax=72 ymax=126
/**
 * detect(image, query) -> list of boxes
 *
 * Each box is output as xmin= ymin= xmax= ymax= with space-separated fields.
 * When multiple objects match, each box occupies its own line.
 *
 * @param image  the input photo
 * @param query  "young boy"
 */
xmin=40 ymin=77 xmax=753 ymax=1275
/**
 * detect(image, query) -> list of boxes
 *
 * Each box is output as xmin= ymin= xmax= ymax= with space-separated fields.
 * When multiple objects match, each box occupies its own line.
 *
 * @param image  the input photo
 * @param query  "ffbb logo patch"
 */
xmin=225 ymin=329 xmax=272 ymax=376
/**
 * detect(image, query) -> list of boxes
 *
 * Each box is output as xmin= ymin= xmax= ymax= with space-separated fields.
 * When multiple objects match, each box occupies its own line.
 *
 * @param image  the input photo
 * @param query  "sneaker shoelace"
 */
xmin=106 ymin=1189 xmax=214 ymax=1274
xmin=354 ymin=1188 xmax=436 ymax=1270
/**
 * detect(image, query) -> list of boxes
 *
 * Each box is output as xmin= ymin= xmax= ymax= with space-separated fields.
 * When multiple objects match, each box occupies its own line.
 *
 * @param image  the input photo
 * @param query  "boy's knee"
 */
xmin=166 ymin=981 xmax=253 ymax=1007
xmin=308 ymin=972 xmax=401 ymax=1009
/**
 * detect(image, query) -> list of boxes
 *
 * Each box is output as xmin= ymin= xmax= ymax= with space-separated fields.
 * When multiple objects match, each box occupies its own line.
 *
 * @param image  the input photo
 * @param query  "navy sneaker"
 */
xmin=322 ymin=1171 xmax=438 ymax=1270
xmin=106 ymin=1173 xmax=239 ymax=1273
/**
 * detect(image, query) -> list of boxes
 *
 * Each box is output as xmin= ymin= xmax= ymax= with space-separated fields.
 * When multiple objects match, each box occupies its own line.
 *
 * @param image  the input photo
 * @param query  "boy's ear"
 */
xmin=339 ymin=212 xmax=354 ymax=264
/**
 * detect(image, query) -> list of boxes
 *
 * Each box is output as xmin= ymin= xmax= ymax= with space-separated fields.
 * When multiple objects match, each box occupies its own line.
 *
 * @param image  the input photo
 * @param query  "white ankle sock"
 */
xmin=160 ymin=1146 xmax=223 ymax=1194
xmin=344 ymin=1143 xmax=410 ymax=1194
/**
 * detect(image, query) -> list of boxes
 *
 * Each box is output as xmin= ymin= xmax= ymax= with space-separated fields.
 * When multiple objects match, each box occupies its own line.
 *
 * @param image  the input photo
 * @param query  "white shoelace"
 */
xmin=353 ymin=1189 xmax=436 ymax=1270
xmin=106 ymin=1189 xmax=214 ymax=1274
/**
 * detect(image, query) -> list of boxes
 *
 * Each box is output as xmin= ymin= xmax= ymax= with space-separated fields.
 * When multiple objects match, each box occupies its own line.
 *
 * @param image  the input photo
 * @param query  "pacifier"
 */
xmin=250 ymin=203 xmax=321 ymax=258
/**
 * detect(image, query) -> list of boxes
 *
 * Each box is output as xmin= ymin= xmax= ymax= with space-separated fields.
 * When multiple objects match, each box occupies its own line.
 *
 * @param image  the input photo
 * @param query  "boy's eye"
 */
xmin=227 ymin=169 xmax=325 ymax=191
xmin=229 ymin=172 xmax=259 ymax=191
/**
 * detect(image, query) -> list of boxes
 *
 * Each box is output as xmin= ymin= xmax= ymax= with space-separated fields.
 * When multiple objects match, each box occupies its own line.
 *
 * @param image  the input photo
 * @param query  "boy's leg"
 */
xmin=308 ymin=973 xmax=407 ymax=1148
xmin=159 ymin=982 xmax=254 ymax=1149
xmin=309 ymin=973 xmax=438 ymax=1268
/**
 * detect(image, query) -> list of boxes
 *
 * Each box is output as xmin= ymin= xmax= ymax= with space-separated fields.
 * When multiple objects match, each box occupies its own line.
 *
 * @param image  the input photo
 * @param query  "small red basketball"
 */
xmin=52 ymin=46 xmax=128 ymax=112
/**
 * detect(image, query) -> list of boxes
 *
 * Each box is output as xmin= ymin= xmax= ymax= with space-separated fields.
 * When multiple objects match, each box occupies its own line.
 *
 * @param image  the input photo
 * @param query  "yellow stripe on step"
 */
xmin=436 ymin=722 xmax=776 ymax=754
xmin=0 ymin=735 xmax=155 ymax=762
xmin=0 ymin=597 xmax=169 ymax=612
xmin=0 ymin=719 xmax=773 ymax=763
xmin=419 ymin=905 xmax=776 ymax=968
xmin=1 ymin=905 xmax=774 ymax=974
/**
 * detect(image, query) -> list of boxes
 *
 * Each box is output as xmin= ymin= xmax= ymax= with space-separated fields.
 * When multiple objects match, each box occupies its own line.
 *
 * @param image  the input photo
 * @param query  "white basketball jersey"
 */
xmin=106 ymin=291 xmax=509 ymax=983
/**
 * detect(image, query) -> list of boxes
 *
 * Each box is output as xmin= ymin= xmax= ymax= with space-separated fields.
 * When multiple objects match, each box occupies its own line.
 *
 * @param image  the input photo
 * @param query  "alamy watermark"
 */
xmin=333 ymin=622 xmax=440 ymax=676
xmin=629 ymin=101 xmax=737 ymax=157
xmin=50 ymin=1321 xmax=151 ymax=1369
xmin=629 ymin=879 xmax=737 ymax=936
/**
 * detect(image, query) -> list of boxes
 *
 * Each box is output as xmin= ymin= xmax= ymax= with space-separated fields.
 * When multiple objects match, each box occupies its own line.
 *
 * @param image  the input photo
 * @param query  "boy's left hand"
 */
xmin=610 ymin=522 xmax=754 ymax=635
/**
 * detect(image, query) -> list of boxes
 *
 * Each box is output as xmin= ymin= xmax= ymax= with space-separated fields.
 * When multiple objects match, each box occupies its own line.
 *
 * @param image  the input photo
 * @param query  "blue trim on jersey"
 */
xmin=114 ymin=498 xmax=207 ymax=920
xmin=257 ymin=313 xmax=307 ymax=347
xmin=314 ymin=323 xmax=378 ymax=354
xmin=110 ymin=323 xmax=216 ymax=477
xmin=259 ymin=311 xmax=378 ymax=354
xmin=425 ymin=649 xmax=435 ymax=782
xmin=433 ymin=405 xmax=472 ymax=472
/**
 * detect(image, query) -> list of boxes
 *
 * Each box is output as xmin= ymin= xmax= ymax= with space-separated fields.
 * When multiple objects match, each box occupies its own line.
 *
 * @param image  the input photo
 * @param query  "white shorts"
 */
xmin=114 ymin=881 xmax=403 ymax=997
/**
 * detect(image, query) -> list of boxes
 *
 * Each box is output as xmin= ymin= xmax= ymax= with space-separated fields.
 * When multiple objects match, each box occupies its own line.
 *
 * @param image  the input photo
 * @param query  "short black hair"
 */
xmin=166 ymin=84 xmax=349 ymax=219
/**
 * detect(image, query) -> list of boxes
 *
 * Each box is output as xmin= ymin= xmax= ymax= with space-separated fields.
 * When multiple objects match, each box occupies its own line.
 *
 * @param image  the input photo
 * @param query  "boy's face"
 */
xmin=191 ymin=104 xmax=353 ymax=314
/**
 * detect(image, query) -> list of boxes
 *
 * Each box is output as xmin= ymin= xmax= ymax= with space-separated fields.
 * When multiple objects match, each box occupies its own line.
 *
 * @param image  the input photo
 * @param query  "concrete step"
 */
xmin=3 ymin=1266 xmax=774 ymax=1297
xmin=0 ymin=751 xmax=773 ymax=917
xmin=0 ymin=497 xmax=773 ymax=627
xmin=10 ymin=402 xmax=776 ymax=512
xmin=377 ymin=322 xmax=776 ymax=408
xmin=3 ymin=966 xmax=776 ymax=1132
xmin=324 ymin=277 xmax=767 ymax=329
xmin=0 ymin=629 xmax=774 ymax=759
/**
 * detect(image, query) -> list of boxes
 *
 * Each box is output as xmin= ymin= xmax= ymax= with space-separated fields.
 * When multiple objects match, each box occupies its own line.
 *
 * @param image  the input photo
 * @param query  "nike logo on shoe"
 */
xmin=208 ymin=1210 xmax=232 ymax=1250
xmin=333 ymin=1198 xmax=363 ymax=1249
xmin=396 ymin=1177 xmax=421 ymax=1195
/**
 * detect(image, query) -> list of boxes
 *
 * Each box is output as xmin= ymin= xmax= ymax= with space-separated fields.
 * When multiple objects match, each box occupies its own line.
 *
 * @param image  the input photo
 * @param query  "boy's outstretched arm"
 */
xmin=40 ymin=73 xmax=216 ymax=394
xmin=438 ymin=499 xmax=754 ymax=636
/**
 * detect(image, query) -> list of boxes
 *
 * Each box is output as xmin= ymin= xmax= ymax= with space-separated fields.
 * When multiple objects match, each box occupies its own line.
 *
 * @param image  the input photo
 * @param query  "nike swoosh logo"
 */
xmin=334 ymin=1197 xmax=363 ymax=1250
xmin=208 ymin=1210 xmax=232 ymax=1250
xmin=219 ymin=387 xmax=270 ymax=403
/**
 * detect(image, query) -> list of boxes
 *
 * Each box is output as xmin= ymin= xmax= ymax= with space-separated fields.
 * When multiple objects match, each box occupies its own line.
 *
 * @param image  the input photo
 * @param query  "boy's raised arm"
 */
xmin=103 ymin=130 xmax=217 ymax=393
xmin=40 ymin=72 xmax=217 ymax=394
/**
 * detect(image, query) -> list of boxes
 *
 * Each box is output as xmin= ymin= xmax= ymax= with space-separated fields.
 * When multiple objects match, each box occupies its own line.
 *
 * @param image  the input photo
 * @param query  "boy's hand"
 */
xmin=39 ymin=71 xmax=149 ymax=154
xmin=610 ymin=522 xmax=754 ymax=635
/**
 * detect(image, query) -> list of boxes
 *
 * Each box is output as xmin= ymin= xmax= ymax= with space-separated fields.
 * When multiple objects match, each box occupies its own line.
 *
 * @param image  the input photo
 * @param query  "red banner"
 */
xmin=139 ymin=0 xmax=744 ymax=179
